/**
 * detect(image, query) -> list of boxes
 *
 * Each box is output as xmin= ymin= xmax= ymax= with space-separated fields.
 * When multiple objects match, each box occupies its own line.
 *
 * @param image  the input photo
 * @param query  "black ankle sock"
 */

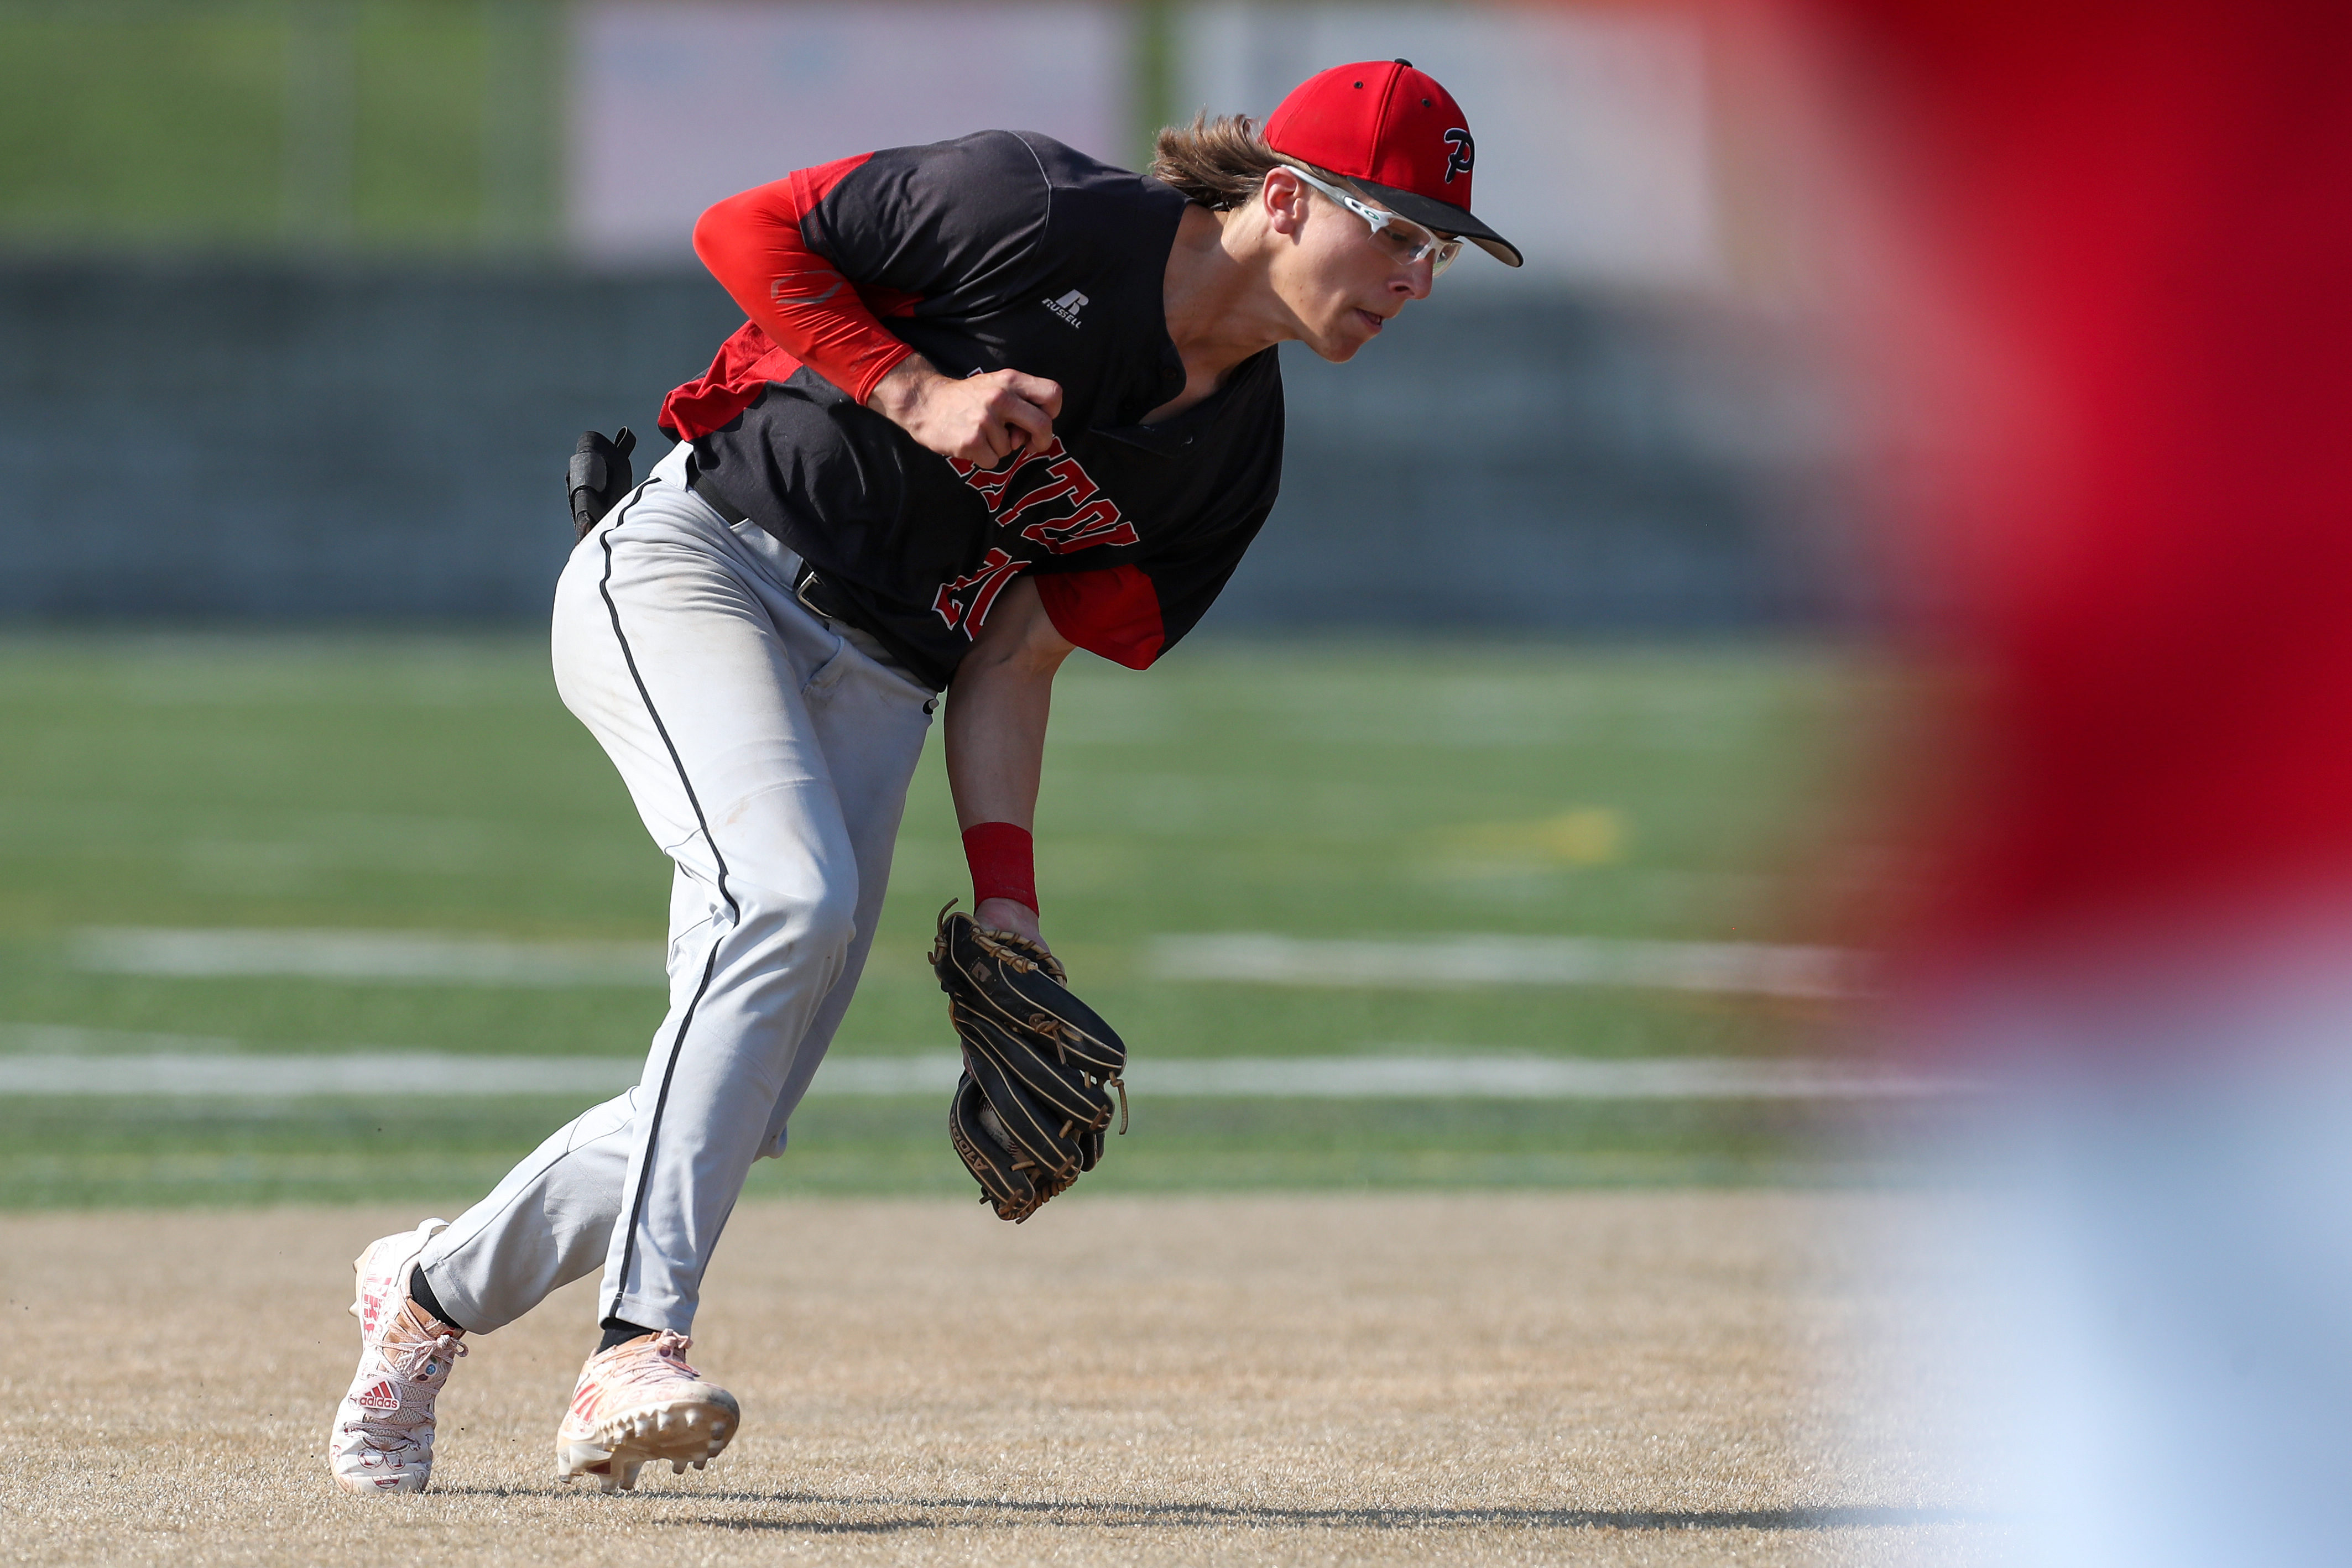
xmin=598 ymin=1317 xmax=658 ymax=1353
xmin=406 ymin=1264 xmax=465 ymax=1334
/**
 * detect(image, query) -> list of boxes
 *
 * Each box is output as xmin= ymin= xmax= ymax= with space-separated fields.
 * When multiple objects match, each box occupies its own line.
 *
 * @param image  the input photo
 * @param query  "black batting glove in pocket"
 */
xmin=567 ymin=427 xmax=638 ymax=539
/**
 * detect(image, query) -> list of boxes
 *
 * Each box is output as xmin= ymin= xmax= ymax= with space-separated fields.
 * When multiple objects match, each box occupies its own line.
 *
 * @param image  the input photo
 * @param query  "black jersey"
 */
xmin=680 ymin=132 xmax=1285 ymax=691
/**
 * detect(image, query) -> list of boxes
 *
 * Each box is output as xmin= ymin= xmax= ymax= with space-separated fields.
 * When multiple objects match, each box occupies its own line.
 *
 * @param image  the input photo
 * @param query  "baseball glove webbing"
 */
xmin=931 ymin=903 xmax=1127 ymax=1222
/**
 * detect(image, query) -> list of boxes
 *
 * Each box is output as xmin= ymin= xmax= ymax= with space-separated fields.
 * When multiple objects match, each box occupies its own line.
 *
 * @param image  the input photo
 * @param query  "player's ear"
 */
xmin=1260 ymin=167 xmax=1310 ymax=237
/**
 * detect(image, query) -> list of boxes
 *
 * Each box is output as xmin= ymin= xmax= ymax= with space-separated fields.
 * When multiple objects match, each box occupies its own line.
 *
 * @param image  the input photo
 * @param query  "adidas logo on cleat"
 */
xmin=330 ymin=1219 xmax=462 ymax=1496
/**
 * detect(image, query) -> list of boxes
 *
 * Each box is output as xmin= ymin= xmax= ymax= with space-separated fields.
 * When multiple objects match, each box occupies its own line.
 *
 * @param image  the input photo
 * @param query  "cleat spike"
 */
xmin=555 ymin=1331 xmax=740 ymax=1489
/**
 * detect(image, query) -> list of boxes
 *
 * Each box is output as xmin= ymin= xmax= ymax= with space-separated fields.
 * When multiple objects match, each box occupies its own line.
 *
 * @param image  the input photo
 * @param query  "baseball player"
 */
xmin=329 ymin=59 xmax=1519 ymax=1494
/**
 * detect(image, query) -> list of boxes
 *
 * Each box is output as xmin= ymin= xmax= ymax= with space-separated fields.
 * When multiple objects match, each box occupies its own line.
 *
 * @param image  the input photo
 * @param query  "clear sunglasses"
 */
xmin=1279 ymin=162 xmax=1464 ymax=278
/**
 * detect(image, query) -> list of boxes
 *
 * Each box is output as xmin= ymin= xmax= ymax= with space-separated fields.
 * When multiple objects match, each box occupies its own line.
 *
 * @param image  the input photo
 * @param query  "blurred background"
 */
xmin=0 ymin=0 xmax=1907 ymax=1208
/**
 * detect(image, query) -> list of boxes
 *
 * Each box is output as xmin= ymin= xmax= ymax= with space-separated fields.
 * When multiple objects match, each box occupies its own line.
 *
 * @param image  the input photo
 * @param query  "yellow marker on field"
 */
xmin=1439 ymin=808 xmax=1627 ymax=866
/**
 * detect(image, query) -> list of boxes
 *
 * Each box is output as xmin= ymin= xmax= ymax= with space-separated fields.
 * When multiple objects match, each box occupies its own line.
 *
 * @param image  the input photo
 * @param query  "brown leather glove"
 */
xmin=931 ymin=904 xmax=1127 ymax=1222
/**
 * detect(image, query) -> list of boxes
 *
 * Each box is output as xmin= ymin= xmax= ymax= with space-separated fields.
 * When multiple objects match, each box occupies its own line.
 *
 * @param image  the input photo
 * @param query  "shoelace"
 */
xmin=393 ymin=1330 xmax=467 ymax=1384
xmin=343 ymin=1330 xmax=466 ymax=1450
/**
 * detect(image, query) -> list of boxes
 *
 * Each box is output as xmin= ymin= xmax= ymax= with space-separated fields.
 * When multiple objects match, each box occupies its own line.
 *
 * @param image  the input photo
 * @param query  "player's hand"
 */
xmin=867 ymin=356 xmax=1062 ymax=468
xmin=975 ymin=896 xmax=1048 ymax=952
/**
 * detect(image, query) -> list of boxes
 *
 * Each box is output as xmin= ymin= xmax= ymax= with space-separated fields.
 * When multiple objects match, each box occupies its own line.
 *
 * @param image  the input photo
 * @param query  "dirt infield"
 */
xmin=2 ymin=1194 xmax=1998 ymax=1566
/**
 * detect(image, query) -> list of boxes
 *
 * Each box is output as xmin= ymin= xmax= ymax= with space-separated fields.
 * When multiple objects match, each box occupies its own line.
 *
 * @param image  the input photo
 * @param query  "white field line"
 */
xmin=0 ymin=1022 xmax=247 ymax=1054
xmin=0 ymin=1050 xmax=1971 ymax=1100
xmin=1149 ymin=934 xmax=1865 ymax=1000
xmin=68 ymin=928 xmax=1868 ymax=1002
xmin=1136 ymin=1055 xmax=1969 ymax=1099
xmin=71 ymin=928 xmax=666 ymax=987
xmin=0 ymin=1053 xmax=645 ymax=1096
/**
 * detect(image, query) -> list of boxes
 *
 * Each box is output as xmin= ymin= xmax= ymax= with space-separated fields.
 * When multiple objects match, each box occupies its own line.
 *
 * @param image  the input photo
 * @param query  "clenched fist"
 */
xmin=867 ymin=356 xmax=1063 ymax=467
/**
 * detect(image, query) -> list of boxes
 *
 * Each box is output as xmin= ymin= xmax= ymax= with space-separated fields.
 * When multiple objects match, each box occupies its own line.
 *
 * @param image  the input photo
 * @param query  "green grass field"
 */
xmin=0 ymin=633 xmax=1895 ymax=1206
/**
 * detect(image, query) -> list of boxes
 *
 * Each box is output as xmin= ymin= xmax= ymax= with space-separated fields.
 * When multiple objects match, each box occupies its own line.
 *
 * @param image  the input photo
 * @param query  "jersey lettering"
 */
xmin=948 ymin=450 xmax=1028 ymax=509
xmin=995 ymin=452 xmax=1094 ymax=527
xmin=1022 ymin=496 xmax=1139 ymax=552
xmin=948 ymin=438 xmax=1135 ymax=554
xmin=932 ymin=547 xmax=1027 ymax=635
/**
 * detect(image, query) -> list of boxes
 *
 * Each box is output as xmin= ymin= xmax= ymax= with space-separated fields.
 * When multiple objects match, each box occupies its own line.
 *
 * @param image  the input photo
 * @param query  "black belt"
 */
xmin=682 ymin=451 xmax=945 ymax=692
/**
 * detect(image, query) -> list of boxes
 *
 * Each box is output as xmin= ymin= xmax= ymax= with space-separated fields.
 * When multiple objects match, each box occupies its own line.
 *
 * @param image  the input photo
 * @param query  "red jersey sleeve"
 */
xmin=1036 ymin=565 xmax=1166 ymax=670
xmin=659 ymin=153 xmax=920 ymax=440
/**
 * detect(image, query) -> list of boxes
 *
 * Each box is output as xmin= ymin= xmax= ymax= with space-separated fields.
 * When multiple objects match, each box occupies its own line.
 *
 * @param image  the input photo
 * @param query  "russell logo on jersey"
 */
xmin=1044 ymin=289 xmax=1088 ymax=327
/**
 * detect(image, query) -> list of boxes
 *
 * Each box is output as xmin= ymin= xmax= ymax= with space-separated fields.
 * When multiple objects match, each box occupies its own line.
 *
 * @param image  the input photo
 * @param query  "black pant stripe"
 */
xmin=594 ymin=492 xmax=742 ymax=1324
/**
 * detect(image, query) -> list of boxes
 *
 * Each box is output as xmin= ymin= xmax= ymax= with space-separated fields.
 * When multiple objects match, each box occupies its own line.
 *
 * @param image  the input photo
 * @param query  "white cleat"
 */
xmin=554 ymin=1331 xmax=739 ymax=1493
xmin=328 ymin=1219 xmax=468 ymax=1494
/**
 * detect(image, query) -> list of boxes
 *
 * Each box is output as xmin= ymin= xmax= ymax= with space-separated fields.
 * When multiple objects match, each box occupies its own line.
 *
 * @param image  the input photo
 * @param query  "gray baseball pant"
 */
xmin=416 ymin=440 xmax=936 ymax=1335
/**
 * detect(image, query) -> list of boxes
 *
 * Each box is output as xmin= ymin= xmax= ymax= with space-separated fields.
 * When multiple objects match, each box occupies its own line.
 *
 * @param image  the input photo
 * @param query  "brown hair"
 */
xmin=1151 ymin=112 xmax=1288 ymax=210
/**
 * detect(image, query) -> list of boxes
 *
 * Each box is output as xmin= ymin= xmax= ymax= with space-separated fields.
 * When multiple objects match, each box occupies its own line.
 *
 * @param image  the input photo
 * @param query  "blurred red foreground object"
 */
xmin=1783 ymin=10 xmax=2352 ymax=1564
xmin=1821 ymin=1 xmax=2352 ymax=959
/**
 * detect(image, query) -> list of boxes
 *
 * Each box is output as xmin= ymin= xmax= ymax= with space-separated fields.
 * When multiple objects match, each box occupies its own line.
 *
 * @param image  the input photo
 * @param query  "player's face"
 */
xmin=1266 ymin=174 xmax=1439 ymax=363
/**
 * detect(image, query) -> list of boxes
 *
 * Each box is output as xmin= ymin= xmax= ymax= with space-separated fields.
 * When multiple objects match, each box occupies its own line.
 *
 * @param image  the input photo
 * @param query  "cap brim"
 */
xmin=1352 ymin=175 xmax=1522 ymax=268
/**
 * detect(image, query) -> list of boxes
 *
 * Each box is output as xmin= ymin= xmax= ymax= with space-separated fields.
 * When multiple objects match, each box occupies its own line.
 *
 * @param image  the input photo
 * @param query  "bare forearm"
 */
xmin=943 ymin=580 xmax=1073 ymax=940
xmin=943 ymin=648 xmax=1056 ymax=831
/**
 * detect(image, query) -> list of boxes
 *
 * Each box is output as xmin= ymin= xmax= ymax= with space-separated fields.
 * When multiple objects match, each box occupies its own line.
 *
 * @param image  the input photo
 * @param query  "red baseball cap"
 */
xmin=1263 ymin=59 xmax=1522 ymax=268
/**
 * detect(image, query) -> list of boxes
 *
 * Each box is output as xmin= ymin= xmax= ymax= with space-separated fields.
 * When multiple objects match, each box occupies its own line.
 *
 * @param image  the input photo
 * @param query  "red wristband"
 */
xmin=962 ymin=822 xmax=1037 ymax=915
